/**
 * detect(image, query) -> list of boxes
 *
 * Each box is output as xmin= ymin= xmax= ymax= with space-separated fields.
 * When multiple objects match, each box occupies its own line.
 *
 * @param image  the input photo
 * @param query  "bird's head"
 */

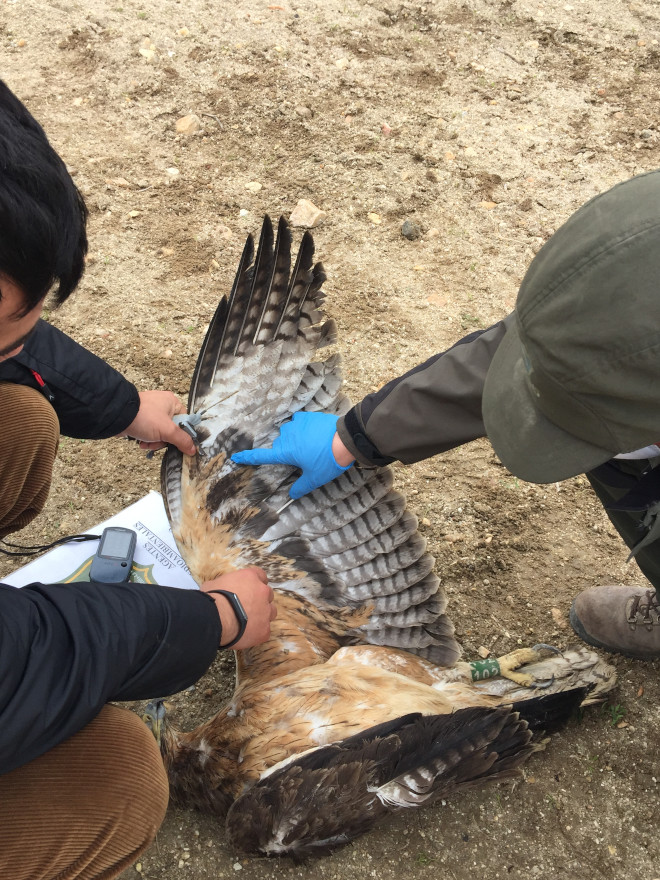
xmin=142 ymin=699 xmax=171 ymax=752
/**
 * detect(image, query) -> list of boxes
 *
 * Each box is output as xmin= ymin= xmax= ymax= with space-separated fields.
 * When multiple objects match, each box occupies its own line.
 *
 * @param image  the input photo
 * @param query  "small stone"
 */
xmin=127 ymin=210 xmax=141 ymax=218
xmin=294 ymin=105 xmax=312 ymax=118
xmin=367 ymin=212 xmax=381 ymax=225
xmin=381 ymin=122 xmax=393 ymax=137
xmin=420 ymin=517 xmax=431 ymax=527
xmin=163 ymin=349 xmax=173 ymax=358
xmin=464 ymin=146 xmax=477 ymax=157
xmin=640 ymin=129 xmax=654 ymax=139
xmin=233 ymin=863 xmax=243 ymax=871
xmin=73 ymin=97 xmax=83 ymax=107
xmin=401 ymin=219 xmax=421 ymax=240
xmin=139 ymin=48 xmax=156 ymax=62
xmin=245 ymin=181 xmax=263 ymax=193
xmin=478 ymin=646 xmax=490 ymax=659
xmin=216 ymin=224 xmax=233 ymax=239
xmin=289 ymin=199 xmax=327 ymax=228
xmin=181 ymin=852 xmax=190 ymax=860
xmin=108 ymin=177 xmax=131 ymax=188
xmin=160 ymin=247 xmax=175 ymax=256
xmin=175 ymin=114 xmax=201 ymax=135
xmin=444 ymin=532 xmax=463 ymax=543
xmin=444 ymin=151 xmax=455 ymax=162
xmin=17 ymin=39 xmax=27 ymax=48
xmin=335 ymin=57 xmax=350 ymax=70
xmin=166 ymin=167 xmax=180 ymax=177
xmin=239 ymin=208 xmax=249 ymax=217
xmin=426 ymin=169 xmax=438 ymax=182
xmin=178 ymin=860 xmax=185 ymax=868
xmin=178 ymin=27 xmax=190 ymax=37
xmin=551 ymin=607 xmax=568 ymax=629
xmin=426 ymin=227 xmax=440 ymax=238
xmin=480 ymin=201 xmax=497 ymax=210
xmin=136 ymin=864 xmax=142 ymax=874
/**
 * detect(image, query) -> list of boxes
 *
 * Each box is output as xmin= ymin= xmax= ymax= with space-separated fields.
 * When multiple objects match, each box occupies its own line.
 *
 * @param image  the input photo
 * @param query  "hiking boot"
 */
xmin=569 ymin=585 xmax=660 ymax=659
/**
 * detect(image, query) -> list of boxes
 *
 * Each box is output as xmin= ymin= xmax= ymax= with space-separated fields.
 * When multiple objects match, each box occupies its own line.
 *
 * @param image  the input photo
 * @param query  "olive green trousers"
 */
xmin=0 ymin=382 xmax=169 ymax=879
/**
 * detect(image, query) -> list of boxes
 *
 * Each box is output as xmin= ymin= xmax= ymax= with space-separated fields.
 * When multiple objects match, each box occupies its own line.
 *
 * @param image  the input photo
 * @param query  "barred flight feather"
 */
xmin=153 ymin=217 xmax=616 ymax=859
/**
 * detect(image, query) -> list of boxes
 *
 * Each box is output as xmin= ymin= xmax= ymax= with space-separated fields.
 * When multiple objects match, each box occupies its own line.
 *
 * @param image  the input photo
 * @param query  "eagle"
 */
xmin=146 ymin=216 xmax=616 ymax=857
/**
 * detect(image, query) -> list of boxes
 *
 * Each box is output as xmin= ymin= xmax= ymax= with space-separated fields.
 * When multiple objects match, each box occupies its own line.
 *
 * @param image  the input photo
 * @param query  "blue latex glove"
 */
xmin=231 ymin=411 xmax=354 ymax=499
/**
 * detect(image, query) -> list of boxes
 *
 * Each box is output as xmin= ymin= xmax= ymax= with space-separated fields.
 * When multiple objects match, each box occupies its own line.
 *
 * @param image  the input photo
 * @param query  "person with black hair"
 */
xmin=0 ymin=79 xmax=276 ymax=880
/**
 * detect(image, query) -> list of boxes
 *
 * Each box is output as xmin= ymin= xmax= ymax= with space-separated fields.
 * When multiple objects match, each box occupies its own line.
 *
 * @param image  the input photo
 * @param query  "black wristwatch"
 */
xmin=207 ymin=589 xmax=248 ymax=649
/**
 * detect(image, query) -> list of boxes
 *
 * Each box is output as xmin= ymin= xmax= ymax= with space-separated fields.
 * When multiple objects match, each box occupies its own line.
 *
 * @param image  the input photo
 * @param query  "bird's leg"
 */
xmin=497 ymin=644 xmax=561 ymax=687
xmin=469 ymin=645 xmax=560 ymax=687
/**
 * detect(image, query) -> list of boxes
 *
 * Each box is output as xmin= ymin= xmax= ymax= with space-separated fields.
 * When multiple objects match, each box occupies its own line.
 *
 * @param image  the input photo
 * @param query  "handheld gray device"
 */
xmin=89 ymin=527 xmax=137 ymax=584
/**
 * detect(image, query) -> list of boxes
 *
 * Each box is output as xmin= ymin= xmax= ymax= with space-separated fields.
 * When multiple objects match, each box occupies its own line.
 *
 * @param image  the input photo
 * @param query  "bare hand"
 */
xmin=120 ymin=390 xmax=196 ymax=456
xmin=201 ymin=566 xmax=277 ymax=651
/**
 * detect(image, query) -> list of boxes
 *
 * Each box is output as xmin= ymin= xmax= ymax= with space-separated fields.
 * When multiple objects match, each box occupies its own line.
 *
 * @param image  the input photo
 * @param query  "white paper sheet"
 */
xmin=3 ymin=491 xmax=198 ymax=590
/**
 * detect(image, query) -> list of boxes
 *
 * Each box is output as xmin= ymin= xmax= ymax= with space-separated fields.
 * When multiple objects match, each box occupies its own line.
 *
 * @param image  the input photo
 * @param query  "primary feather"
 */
xmin=155 ymin=217 xmax=617 ymax=856
xmin=161 ymin=215 xmax=459 ymax=661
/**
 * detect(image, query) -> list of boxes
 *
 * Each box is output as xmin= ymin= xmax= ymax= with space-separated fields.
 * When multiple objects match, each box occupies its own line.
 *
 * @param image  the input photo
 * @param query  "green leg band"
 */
xmin=469 ymin=658 xmax=501 ymax=681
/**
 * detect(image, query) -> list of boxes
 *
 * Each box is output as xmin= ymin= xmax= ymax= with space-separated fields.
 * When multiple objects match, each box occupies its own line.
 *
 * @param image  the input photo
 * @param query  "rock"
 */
xmin=177 ymin=27 xmax=190 ymax=37
xmin=367 ymin=212 xmax=381 ymax=225
xmin=175 ymin=114 xmax=201 ymax=135
xmin=166 ymin=167 xmax=180 ymax=178
xmin=478 ymin=646 xmax=490 ymax=659
xmin=295 ymin=105 xmax=312 ymax=118
xmin=289 ymin=199 xmax=327 ymax=228
xmin=139 ymin=48 xmax=156 ymax=62
xmin=335 ymin=57 xmax=350 ymax=70
xmin=245 ymin=181 xmax=263 ymax=193
xmin=401 ymin=219 xmax=421 ymax=240
xmin=551 ymin=607 xmax=568 ymax=629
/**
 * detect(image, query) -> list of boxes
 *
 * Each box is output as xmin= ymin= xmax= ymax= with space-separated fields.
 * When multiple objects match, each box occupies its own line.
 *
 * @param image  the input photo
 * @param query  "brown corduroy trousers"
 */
xmin=0 ymin=382 xmax=169 ymax=879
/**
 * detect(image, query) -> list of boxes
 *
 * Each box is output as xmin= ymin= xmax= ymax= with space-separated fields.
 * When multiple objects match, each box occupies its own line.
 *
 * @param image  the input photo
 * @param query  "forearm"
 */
xmin=0 ymin=581 xmax=220 ymax=774
xmin=0 ymin=320 xmax=140 ymax=438
xmin=337 ymin=315 xmax=514 ymax=466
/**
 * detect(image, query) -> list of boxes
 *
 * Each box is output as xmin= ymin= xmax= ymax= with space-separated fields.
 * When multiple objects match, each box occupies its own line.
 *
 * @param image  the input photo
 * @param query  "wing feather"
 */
xmin=161 ymin=215 xmax=460 ymax=665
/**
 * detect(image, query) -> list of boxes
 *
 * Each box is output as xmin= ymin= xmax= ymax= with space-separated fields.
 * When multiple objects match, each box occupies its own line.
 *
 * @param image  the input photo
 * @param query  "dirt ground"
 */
xmin=3 ymin=0 xmax=660 ymax=877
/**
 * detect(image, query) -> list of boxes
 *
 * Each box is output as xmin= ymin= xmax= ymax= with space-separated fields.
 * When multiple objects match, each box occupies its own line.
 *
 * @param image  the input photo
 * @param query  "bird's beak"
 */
xmin=142 ymin=699 xmax=168 ymax=748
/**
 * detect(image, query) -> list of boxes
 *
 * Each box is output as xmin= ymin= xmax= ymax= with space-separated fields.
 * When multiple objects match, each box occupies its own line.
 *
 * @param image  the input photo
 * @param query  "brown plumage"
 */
xmin=151 ymin=217 xmax=617 ymax=856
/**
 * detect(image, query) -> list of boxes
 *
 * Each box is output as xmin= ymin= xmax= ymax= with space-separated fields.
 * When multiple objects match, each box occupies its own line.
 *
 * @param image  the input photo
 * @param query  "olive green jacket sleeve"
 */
xmin=336 ymin=314 xmax=513 ymax=466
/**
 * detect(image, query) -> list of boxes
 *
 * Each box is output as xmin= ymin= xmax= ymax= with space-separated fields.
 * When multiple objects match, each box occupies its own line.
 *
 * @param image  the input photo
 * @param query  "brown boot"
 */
xmin=569 ymin=585 xmax=660 ymax=659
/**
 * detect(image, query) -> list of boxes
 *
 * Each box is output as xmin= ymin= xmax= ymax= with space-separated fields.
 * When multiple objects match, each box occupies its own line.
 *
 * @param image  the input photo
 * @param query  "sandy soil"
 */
xmin=2 ymin=0 xmax=660 ymax=878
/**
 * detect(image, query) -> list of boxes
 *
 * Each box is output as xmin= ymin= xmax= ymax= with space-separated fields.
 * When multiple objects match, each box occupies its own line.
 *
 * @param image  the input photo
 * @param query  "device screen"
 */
xmin=100 ymin=529 xmax=134 ymax=559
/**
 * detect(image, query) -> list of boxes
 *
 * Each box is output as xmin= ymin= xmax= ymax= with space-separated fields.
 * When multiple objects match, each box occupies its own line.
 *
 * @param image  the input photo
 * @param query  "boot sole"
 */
xmin=569 ymin=602 xmax=660 ymax=661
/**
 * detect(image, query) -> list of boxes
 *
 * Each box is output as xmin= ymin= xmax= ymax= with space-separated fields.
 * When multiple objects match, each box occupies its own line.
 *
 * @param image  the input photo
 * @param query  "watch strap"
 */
xmin=207 ymin=589 xmax=248 ymax=649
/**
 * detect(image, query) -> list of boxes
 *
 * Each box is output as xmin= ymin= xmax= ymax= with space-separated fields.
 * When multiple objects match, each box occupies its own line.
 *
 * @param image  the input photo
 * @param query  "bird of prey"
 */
xmin=149 ymin=216 xmax=616 ymax=857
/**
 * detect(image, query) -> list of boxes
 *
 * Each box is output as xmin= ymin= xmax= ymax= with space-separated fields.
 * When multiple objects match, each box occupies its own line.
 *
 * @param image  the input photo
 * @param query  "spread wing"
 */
xmin=160 ymin=215 xmax=461 ymax=672
xmin=151 ymin=220 xmax=618 ymax=857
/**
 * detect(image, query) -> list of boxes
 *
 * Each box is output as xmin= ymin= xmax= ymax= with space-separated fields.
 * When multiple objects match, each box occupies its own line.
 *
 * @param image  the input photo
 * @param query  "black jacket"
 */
xmin=0 ymin=320 xmax=222 ymax=775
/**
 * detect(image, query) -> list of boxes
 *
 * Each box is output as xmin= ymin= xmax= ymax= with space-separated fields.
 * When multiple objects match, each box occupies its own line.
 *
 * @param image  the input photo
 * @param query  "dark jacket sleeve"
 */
xmin=337 ymin=314 xmax=513 ymax=466
xmin=0 ymin=319 xmax=140 ymax=438
xmin=0 ymin=580 xmax=221 ymax=775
